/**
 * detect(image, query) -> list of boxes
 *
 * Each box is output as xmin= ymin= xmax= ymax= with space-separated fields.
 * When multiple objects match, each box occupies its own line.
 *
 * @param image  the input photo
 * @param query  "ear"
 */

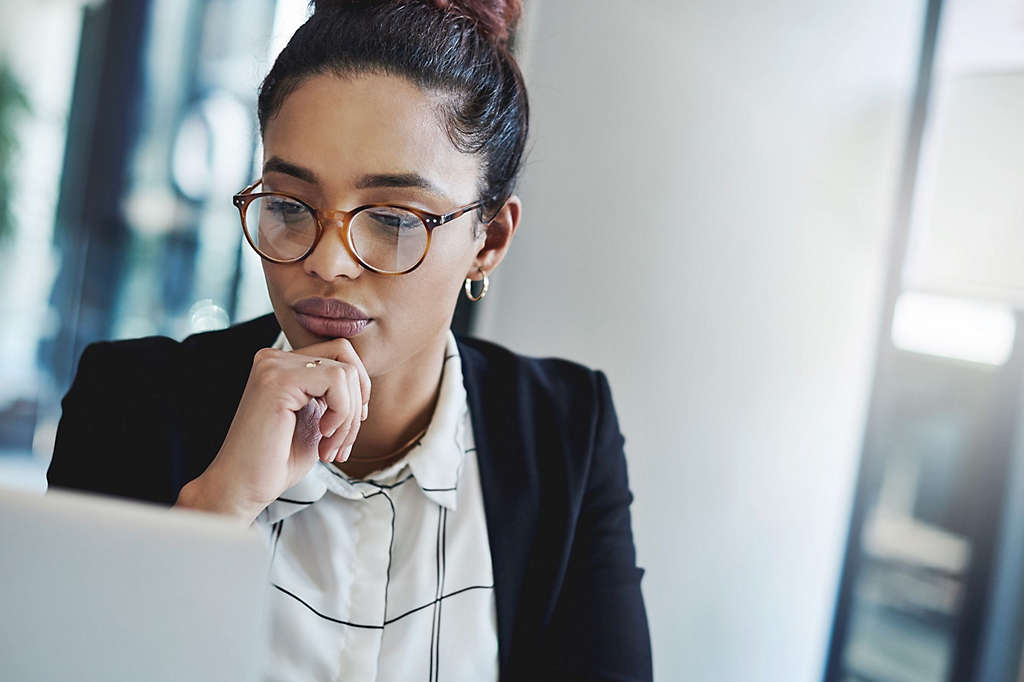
xmin=468 ymin=195 xmax=522 ymax=278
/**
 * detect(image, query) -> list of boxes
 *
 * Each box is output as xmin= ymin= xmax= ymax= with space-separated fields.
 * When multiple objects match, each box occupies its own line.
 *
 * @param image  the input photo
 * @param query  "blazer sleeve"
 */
xmin=543 ymin=369 xmax=653 ymax=682
xmin=47 ymin=339 xmax=179 ymax=505
xmin=48 ymin=342 xmax=117 ymax=496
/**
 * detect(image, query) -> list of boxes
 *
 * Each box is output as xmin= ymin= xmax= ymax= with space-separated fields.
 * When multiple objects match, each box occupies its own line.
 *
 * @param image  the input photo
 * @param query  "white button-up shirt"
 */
xmin=255 ymin=330 xmax=499 ymax=682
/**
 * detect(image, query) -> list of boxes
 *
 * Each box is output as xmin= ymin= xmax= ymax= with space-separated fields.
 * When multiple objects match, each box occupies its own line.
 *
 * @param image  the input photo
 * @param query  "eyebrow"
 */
xmin=263 ymin=156 xmax=318 ymax=184
xmin=263 ymin=156 xmax=450 ymax=201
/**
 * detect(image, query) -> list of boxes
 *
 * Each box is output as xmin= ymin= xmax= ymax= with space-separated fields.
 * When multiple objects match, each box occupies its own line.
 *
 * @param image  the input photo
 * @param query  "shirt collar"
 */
xmin=260 ymin=328 xmax=469 ymax=526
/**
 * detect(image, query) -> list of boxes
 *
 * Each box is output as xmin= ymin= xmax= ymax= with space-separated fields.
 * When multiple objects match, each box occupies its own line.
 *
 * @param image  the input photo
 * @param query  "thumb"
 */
xmin=293 ymin=396 xmax=328 ymax=452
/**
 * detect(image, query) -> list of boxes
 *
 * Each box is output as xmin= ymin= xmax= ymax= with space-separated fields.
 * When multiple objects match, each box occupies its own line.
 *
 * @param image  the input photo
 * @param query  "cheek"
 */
xmin=261 ymin=262 xmax=288 ymax=298
xmin=377 ymin=247 xmax=468 ymax=329
xmin=381 ymin=268 xmax=458 ymax=323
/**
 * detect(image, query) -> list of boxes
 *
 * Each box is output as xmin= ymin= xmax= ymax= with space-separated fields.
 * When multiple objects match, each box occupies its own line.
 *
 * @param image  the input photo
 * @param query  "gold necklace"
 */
xmin=345 ymin=426 xmax=428 ymax=463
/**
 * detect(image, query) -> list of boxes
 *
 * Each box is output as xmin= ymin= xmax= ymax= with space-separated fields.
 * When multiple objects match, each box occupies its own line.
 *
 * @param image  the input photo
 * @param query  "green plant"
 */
xmin=0 ymin=61 xmax=29 ymax=245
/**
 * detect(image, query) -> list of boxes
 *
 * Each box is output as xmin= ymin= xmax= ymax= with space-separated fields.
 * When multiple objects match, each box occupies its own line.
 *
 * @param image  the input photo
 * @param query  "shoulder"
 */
xmin=177 ymin=312 xmax=280 ymax=357
xmin=456 ymin=332 xmax=602 ymax=382
xmin=68 ymin=335 xmax=181 ymax=398
xmin=72 ymin=313 xmax=278 ymax=373
xmin=66 ymin=313 xmax=280 ymax=403
xmin=454 ymin=333 xmax=612 ymax=416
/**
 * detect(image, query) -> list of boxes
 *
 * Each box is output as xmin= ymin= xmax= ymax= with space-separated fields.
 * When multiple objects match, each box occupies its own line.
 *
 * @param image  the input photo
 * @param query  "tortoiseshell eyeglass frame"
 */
xmin=232 ymin=178 xmax=489 ymax=275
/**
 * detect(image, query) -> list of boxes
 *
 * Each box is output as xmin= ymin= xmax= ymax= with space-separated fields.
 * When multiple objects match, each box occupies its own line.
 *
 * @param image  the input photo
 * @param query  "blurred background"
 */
xmin=2 ymin=0 xmax=1024 ymax=680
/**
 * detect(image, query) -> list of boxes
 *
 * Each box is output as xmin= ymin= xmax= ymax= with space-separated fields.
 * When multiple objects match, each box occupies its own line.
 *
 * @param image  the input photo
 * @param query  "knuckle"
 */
xmin=255 ymin=365 xmax=282 ymax=389
xmin=253 ymin=347 xmax=276 ymax=365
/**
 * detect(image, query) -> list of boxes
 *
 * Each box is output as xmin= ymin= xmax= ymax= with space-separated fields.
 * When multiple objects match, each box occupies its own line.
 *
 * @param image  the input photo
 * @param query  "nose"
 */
xmin=302 ymin=217 xmax=364 ymax=282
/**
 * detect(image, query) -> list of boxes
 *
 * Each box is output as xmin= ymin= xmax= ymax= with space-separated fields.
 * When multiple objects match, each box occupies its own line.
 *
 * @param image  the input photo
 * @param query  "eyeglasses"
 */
xmin=232 ymin=179 xmax=488 ymax=275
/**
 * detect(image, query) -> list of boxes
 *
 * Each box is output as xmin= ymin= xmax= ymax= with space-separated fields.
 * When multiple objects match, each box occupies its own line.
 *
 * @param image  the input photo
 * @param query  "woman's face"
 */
xmin=259 ymin=72 xmax=502 ymax=377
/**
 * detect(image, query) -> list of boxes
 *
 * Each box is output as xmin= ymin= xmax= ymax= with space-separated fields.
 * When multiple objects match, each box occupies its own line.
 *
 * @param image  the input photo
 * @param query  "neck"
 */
xmin=333 ymin=328 xmax=449 ymax=479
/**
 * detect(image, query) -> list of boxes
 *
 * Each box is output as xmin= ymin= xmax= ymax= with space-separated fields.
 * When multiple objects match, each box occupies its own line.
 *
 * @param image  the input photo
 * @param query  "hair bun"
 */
xmin=313 ymin=1 xmax=522 ymax=49
xmin=433 ymin=0 xmax=523 ymax=48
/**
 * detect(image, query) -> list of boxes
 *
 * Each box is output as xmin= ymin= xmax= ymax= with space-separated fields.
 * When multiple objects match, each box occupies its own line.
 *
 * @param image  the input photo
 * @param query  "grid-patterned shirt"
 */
xmin=255 ymin=329 xmax=499 ymax=682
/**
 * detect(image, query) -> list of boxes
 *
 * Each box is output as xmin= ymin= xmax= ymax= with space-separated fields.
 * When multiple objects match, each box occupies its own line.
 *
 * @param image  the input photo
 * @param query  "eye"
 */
xmin=265 ymin=197 xmax=309 ymax=222
xmin=364 ymin=207 xmax=422 ymax=230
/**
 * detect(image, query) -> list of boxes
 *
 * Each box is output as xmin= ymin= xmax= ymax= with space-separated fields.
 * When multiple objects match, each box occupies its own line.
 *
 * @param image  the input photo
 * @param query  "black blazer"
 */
xmin=47 ymin=312 xmax=652 ymax=682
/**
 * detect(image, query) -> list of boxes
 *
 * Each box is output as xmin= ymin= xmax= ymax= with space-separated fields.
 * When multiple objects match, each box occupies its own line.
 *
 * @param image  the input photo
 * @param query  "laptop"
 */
xmin=0 ymin=485 xmax=272 ymax=682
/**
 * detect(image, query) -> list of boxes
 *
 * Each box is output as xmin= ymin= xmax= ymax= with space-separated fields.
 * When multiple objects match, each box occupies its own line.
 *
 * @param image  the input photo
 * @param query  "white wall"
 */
xmin=477 ymin=1 xmax=923 ymax=679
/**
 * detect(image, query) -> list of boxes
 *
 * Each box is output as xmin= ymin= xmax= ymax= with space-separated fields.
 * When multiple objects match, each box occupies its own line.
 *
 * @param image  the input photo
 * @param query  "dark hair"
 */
xmin=257 ymin=0 xmax=529 ymax=228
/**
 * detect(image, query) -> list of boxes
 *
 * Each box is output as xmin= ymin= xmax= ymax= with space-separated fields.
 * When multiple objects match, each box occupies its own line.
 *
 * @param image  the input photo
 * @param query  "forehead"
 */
xmin=262 ymin=72 xmax=480 ymax=200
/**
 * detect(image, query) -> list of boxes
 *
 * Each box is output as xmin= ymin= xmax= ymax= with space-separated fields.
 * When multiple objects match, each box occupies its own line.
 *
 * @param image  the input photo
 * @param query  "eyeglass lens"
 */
xmin=243 ymin=196 xmax=429 ymax=272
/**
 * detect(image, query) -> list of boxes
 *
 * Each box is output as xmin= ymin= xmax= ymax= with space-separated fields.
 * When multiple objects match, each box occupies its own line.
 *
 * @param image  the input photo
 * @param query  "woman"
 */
xmin=47 ymin=1 xmax=651 ymax=680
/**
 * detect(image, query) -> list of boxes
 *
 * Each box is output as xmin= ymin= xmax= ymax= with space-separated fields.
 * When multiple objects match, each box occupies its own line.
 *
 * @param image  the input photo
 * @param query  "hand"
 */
xmin=175 ymin=337 xmax=371 ymax=525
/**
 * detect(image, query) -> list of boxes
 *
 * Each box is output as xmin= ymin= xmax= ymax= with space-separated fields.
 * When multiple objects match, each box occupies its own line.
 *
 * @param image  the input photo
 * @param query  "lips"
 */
xmin=293 ymin=297 xmax=369 ymax=319
xmin=292 ymin=297 xmax=372 ymax=339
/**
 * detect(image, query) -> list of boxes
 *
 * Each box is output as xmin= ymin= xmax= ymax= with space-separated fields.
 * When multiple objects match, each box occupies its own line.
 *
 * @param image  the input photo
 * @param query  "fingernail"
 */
xmin=361 ymin=404 xmax=368 ymax=421
xmin=341 ymin=445 xmax=352 ymax=462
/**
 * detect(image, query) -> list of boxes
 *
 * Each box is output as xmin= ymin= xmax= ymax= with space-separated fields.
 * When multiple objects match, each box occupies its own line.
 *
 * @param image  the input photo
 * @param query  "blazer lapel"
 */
xmin=456 ymin=336 xmax=539 ymax=674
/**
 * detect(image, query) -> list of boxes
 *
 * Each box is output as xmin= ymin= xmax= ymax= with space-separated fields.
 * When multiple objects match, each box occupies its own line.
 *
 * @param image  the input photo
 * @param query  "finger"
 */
xmin=333 ymin=338 xmax=370 ymax=410
xmin=319 ymin=381 xmax=357 ymax=463
xmin=293 ymin=396 xmax=326 ymax=453
xmin=315 ymin=364 xmax=359 ymax=441
xmin=334 ymin=365 xmax=363 ymax=462
xmin=321 ymin=367 xmax=361 ymax=463
xmin=317 ymin=380 xmax=348 ymax=462
xmin=280 ymin=352 xmax=351 ymax=441
xmin=248 ymin=349 xmax=351 ymax=463
xmin=293 ymin=338 xmax=371 ymax=407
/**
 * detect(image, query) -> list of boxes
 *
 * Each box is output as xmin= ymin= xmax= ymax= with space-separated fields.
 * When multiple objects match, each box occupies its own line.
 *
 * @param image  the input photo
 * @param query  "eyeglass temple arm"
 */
xmin=440 ymin=199 xmax=492 ymax=225
xmin=237 ymin=179 xmax=263 ymax=196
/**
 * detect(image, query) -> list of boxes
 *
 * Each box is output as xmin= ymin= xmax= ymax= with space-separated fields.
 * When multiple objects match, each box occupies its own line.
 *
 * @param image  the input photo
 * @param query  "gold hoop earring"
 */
xmin=464 ymin=268 xmax=489 ymax=302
